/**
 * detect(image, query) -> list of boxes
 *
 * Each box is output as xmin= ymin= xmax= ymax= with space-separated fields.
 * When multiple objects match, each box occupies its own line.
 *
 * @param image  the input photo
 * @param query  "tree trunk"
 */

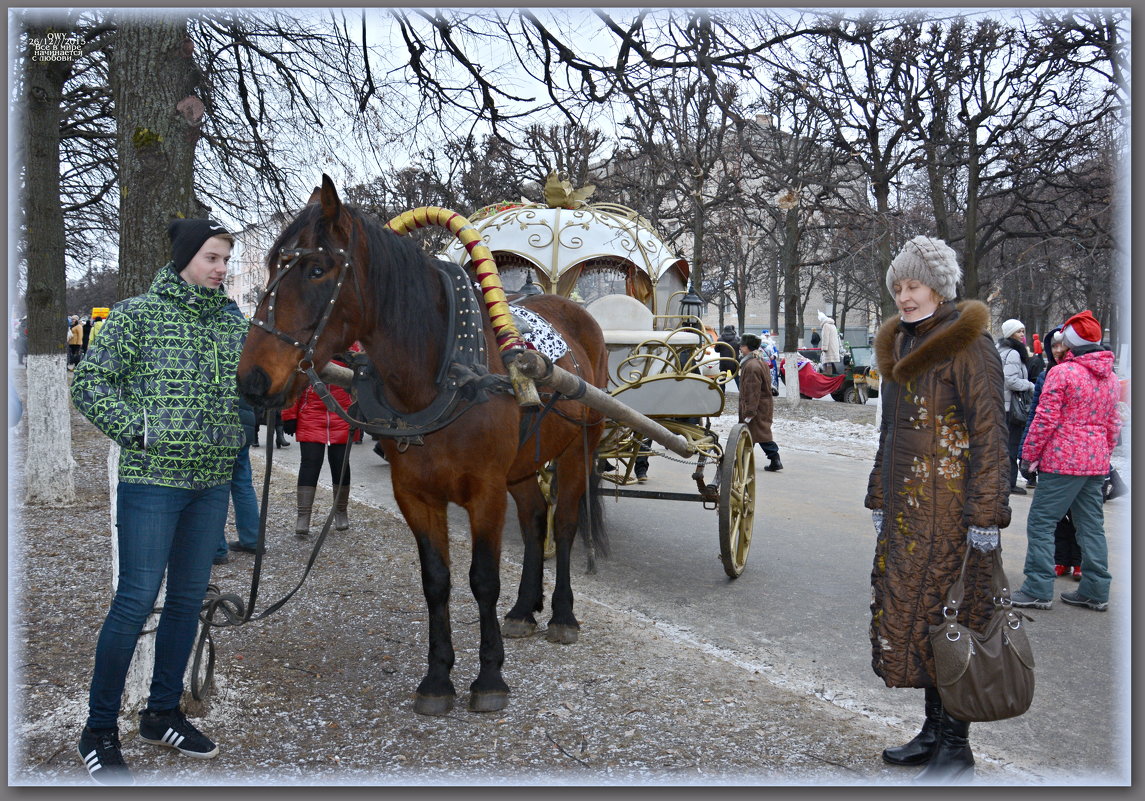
xmin=110 ymin=17 xmax=204 ymax=298
xmin=769 ymin=256 xmax=780 ymax=335
xmin=873 ymin=182 xmax=896 ymax=319
xmin=22 ymin=23 xmax=77 ymax=506
xmin=783 ymin=353 xmax=801 ymax=409
xmin=962 ymin=129 xmax=981 ymax=300
xmin=780 ymin=209 xmax=801 ymax=352
xmin=690 ymin=184 xmax=707 ymax=298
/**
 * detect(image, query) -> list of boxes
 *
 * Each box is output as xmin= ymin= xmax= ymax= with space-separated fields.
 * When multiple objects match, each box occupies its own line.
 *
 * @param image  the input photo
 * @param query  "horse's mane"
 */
xmin=267 ymin=203 xmax=439 ymax=364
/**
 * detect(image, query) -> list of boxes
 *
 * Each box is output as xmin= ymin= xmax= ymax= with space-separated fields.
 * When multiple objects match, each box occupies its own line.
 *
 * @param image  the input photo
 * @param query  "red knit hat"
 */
xmin=1062 ymin=310 xmax=1102 ymax=346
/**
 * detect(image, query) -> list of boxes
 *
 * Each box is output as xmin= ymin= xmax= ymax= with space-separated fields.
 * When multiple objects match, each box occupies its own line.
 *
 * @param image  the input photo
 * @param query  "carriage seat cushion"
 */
xmin=585 ymin=294 xmax=653 ymax=331
xmin=584 ymin=294 xmax=702 ymax=346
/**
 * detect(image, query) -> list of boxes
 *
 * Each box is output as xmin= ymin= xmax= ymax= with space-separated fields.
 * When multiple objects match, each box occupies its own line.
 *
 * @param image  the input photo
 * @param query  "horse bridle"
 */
xmin=248 ymin=244 xmax=356 ymax=374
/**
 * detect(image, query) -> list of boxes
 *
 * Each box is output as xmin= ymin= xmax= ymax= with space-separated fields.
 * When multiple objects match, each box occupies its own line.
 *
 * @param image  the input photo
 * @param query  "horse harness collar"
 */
xmin=342 ymin=259 xmax=514 ymax=446
xmin=251 ymin=244 xmax=513 ymax=447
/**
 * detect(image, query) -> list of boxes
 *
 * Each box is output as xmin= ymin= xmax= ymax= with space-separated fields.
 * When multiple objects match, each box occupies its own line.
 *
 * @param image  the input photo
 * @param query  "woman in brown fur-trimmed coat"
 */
xmin=865 ymin=236 xmax=1012 ymax=783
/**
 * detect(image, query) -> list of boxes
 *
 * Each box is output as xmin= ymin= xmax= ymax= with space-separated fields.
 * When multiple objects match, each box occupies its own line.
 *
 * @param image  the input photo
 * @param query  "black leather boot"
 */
xmin=763 ymin=454 xmax=783 ymax=472
xmin=883 ymin=688 xmax=942 ymax=765
xmin=914 ymin=711 xmax=974 ymax=784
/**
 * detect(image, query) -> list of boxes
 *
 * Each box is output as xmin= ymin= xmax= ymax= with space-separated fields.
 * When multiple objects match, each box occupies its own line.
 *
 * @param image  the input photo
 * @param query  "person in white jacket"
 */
xmin=818 ymin=310 xmax=843 ymax=375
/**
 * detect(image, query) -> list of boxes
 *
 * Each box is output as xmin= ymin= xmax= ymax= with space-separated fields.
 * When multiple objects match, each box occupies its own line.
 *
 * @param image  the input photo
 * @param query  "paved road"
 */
xmin=261 ymin=435 xmax=1130 ymax=784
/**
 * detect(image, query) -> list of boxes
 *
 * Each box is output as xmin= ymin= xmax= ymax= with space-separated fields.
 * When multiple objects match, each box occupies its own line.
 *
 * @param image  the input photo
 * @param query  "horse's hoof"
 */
xmin=502 ymin=618 xmax=537 ymax=638
xmin=413 ymin=693 xmax=455 ymax=716
xmin=545 ymin=624 xmax=579 ymax=644
xmin=468 ymin=690 xmax=510 ymax=713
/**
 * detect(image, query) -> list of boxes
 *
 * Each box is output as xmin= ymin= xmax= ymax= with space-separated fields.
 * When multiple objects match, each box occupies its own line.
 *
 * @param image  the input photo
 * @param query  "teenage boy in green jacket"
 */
xmin=71 ymin=219 xmax=246 ymax=785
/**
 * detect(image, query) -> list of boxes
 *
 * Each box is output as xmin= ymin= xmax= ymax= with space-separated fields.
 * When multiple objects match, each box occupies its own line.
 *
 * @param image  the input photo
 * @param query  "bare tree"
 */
xmin=17 ymin=14 xmax=88 ymax=505
xmin=773 ymin=13 xmax=931 ymax=317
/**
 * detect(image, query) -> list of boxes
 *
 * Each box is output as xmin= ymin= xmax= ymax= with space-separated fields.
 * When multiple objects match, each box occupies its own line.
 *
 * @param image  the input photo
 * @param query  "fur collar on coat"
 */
xmin=874 ymin=300 xmax=990 ymax=385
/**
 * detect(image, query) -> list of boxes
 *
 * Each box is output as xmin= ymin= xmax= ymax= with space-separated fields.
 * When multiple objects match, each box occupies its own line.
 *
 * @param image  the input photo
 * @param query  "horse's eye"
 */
xmin=308 ymin=265 xmax=326 ymax=279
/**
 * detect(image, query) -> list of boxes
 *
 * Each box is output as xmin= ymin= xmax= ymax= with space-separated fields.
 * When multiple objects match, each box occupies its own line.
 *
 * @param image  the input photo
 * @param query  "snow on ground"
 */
xmin=707 ymin=409 xmax=880 ymax=462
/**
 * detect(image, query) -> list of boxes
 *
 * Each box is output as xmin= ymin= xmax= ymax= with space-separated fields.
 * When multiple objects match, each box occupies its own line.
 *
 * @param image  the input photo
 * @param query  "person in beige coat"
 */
xmin=737 ymin=333 xmax=781 ymax=472
xmin=865 ymin=236 xmax=1013 ymax=783
xmin=67 ymin=315 xmax=84 ymax=369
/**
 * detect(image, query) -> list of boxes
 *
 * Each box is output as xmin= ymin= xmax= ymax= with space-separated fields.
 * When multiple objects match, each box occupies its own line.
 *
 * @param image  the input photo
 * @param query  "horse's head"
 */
xmin=237 ymin=174 xmax=367 ymax=410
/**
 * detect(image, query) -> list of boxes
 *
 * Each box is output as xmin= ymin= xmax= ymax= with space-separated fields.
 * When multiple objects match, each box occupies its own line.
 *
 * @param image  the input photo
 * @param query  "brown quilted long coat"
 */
xmin=864 ymin=300 xmax=1012 ymax=688
xmin=737 ymin=351 xmax=774 ymax=444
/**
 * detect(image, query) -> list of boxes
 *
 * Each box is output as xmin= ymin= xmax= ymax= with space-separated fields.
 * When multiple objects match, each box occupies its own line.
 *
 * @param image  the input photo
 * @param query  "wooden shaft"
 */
xmin=510 ymin=351 xmax=696 ymax=458
xmin=319 ymin=356 xmax=698 ymax=458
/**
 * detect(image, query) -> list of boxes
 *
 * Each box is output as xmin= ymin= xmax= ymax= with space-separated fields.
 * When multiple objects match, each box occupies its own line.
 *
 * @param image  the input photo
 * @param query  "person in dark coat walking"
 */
xmin=717 ymin=324 xmax=741 ymax=383
xmin=865 ymin=236 xmax=1013 ymax=783
xmin=1018 ymin=327 xmax=1081 ymax=573
xmin=216 ymin=392 xmax=264 ymax=561
xmin=736 ymin=333 xmax=781 ymax=471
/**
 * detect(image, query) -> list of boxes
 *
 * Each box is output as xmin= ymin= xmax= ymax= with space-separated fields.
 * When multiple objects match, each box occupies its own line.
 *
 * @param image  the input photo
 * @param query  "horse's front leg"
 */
xmin=466 ymin=489 xmax=511 ymax=712
xmin=402 ymin=499 xmax=457 ymax=716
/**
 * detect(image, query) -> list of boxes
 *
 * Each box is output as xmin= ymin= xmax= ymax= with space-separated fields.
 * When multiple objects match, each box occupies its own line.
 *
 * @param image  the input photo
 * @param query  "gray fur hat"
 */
xmin=885 ymin=236 xmax=962 ymax=301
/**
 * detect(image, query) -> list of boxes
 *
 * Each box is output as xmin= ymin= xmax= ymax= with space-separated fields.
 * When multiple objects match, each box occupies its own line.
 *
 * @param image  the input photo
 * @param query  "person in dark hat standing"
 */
xmin=737 ymin=333 xmax=782 ymax=471
xmin=70 ymin=219 xmax=247 ymax=784
xmin=1011 ymin=310 xmax=1121 ymax=612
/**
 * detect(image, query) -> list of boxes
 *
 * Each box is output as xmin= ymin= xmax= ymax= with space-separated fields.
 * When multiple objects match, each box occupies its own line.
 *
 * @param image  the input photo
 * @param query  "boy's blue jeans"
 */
xmin=217 ymin=444 xmax=260 ymax=556
xmin=86 ymin=481 xmax=229 ymax=729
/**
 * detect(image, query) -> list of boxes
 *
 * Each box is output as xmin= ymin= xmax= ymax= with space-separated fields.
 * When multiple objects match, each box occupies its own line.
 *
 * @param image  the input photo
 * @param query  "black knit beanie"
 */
xmin=168 ymin=218 xmax=231 ymax=272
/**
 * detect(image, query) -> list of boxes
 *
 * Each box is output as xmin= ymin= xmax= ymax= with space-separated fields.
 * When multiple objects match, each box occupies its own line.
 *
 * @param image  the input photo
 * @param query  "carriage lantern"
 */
xmin=516 ymin=273 xmax=544 ymax=296
xmin=679 ymin=280 xmax=706 ymax=329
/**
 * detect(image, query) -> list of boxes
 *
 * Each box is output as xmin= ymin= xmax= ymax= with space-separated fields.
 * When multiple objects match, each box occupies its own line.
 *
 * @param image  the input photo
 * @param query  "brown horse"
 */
xmin=236 ymin=176 xmax=608 ymax=715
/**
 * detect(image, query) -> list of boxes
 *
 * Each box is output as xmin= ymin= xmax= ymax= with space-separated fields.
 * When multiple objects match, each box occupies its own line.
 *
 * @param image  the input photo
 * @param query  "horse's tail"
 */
xmin=579 ymin=470 xmax=608 ymax=573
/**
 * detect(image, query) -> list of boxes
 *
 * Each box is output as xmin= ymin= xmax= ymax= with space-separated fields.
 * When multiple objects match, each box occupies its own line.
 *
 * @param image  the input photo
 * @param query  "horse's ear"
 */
xmin=306 ymin=186 xmax=321 ymax=205
xmin=318 ymin=174 xmax=343 ymax=222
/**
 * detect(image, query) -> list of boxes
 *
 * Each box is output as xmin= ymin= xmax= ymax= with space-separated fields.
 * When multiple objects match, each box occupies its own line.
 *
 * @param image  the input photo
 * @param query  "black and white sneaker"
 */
xmin=77 ymin=726 xmax=134 ymax=785
xmin=138 ymin=707 xmax=219 ymax=758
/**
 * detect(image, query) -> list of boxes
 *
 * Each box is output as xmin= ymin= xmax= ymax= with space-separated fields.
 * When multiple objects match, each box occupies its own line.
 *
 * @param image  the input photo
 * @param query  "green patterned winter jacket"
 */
xmin=71 ymin=264 xmax=248 ymax=489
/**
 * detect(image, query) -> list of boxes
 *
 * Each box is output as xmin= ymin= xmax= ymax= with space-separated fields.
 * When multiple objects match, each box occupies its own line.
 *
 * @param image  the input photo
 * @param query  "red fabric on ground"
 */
xmin=779 ymin=359 xmax=847 ymax=398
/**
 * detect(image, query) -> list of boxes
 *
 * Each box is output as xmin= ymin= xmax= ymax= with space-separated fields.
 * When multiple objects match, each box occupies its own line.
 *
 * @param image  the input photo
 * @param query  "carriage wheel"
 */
xmin=718 ymin=423 xmax=756 ymax=578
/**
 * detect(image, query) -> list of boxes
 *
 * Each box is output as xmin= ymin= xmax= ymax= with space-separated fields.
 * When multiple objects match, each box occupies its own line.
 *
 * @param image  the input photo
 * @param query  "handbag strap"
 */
xmin=941 ymin=546 xmax=1012 ymax=619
